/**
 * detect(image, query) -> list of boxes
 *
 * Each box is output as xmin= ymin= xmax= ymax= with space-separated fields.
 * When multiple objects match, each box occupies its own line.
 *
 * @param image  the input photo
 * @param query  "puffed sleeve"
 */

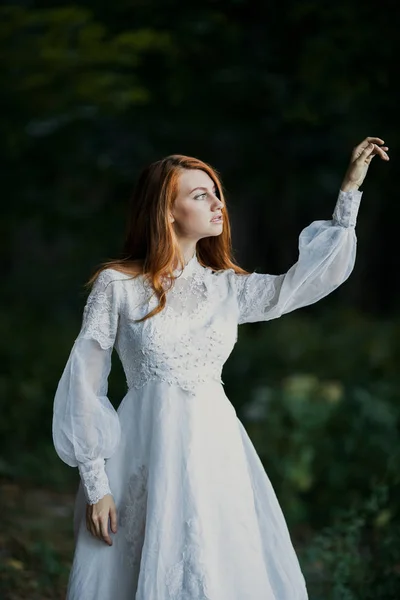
xmin=231 ymin=189 xmax=362 ymax=324
xmin=52 ymin=268 xmax=123 ymax=504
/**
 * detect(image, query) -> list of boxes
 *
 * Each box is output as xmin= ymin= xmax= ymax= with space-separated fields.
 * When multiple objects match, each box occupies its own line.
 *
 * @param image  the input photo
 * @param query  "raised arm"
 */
xmin=231 ymin=189 xmax=361 ymax=324
xmin=230 ymin=136 xmax=389 ymax=325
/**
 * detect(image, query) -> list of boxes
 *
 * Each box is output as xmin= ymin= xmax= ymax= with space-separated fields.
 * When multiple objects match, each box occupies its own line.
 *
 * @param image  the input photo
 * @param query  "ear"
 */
xmin=169 ymin=213 xmax=175 ymax=223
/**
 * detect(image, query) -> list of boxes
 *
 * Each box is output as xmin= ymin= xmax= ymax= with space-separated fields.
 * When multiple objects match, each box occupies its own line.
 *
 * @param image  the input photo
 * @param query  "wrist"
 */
xmin=78 ymin=458 xmax=112 ymax=505
xmin=340 ymin=179 xmax=360 ymax=192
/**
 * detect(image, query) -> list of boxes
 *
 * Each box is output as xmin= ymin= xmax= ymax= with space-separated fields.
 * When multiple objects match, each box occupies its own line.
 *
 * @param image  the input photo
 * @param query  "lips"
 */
xmin=210 ymin=215 xmax=223 ymax=222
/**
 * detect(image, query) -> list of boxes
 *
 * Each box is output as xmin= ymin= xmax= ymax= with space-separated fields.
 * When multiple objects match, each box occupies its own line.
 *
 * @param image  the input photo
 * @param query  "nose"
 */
xmin=211 ymin=193 xmax=223 ymax=209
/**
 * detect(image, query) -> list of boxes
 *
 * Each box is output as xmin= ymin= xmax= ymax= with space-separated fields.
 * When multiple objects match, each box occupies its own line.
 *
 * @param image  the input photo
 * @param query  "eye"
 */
xmin=194 ymin=192 xmax=207 ymax=200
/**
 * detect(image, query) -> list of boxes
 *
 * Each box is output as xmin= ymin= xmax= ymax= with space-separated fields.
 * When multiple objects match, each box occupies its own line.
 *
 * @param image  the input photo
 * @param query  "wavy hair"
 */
xmin=85 ymin=154 xmax=250 ymax=322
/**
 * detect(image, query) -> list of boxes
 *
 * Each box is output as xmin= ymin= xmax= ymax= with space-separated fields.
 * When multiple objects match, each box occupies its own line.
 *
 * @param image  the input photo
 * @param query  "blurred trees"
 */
xmin=1 ymin=1 xmax=400 ymax=597
xmin=2 ymin=1 xmax=397 ymax=310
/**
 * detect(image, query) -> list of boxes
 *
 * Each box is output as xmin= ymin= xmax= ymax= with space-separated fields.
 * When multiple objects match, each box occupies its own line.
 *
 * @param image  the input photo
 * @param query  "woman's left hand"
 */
xmin=341 ymin=136 xmax=389 ymax=192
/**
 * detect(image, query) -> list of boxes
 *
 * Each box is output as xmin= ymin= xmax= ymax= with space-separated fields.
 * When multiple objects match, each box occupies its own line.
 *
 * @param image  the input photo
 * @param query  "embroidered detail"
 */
xmin=165 ymin=518 xmax=212 ymax=600
xmin=119 ymin=464 xmax=149 ymax=569
xmin=81 ymin=292 xmax=114 ymax=350
xmin=234 ymin=271 xmax=280 ymax=324
xmin=78 ymin=459 xmax=112 ymax=505
xmin=117 ymin=263 xmax=238 ymax=395
xmin=120 ymin=319 xmax=230 ymax=396
xmin=162 ymin=271 xmax=209 ymax=316
xmin=81 ymin=270 xmax=121 ymax=350
xmin=332 ymin=189 xmax=362 ymax=228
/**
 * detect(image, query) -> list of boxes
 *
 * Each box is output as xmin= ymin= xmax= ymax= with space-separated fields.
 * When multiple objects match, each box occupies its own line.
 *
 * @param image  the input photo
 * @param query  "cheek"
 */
xmin=179 ymin=204 xmax=207 ymax=224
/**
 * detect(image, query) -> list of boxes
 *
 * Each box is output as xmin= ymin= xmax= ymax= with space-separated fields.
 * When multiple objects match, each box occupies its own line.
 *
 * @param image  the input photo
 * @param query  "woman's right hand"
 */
xmin=86 ymin=493 xmax=118 ymax=546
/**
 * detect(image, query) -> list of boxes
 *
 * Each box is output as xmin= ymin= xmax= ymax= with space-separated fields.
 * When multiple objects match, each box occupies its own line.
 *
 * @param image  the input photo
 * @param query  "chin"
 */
xmin=209 ymin=222 xmax=224 ymax=230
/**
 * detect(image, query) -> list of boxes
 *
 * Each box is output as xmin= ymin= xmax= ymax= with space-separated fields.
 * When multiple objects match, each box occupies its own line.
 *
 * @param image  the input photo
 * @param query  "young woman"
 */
xmin=52 ymin=137 xmax=389 ymax=599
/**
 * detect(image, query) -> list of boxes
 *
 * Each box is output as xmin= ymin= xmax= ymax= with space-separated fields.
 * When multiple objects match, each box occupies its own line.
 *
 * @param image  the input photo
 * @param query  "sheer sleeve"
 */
xmin=231 ymin=189 xmax=362 ymax=325
xmin=52 ymin=268 xmax=123 ymax=504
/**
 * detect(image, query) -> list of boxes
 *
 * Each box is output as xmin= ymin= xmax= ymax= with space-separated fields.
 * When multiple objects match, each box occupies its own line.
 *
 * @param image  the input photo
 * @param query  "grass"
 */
xmin=0 ymin=479 xmax=75 ymax=600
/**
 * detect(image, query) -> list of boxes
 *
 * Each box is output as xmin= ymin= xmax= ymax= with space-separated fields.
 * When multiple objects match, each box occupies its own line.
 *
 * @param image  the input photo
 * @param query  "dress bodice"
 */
xmin=114 ymin=255 xmax=239 ymax=394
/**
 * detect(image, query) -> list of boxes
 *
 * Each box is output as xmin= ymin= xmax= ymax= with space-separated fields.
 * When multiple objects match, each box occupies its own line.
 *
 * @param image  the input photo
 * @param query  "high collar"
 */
xmin=172 ymin=252 xmax=203 ymax=278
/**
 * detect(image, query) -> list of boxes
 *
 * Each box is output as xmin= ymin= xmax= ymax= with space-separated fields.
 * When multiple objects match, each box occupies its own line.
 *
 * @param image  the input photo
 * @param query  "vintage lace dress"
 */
xmin=52 ymin=189 xmax=362 ymax=600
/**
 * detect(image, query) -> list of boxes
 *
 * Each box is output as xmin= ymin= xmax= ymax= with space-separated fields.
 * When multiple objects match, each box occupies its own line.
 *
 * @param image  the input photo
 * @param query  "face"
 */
xmin=169 ymin=169 xmax=224 ymax=240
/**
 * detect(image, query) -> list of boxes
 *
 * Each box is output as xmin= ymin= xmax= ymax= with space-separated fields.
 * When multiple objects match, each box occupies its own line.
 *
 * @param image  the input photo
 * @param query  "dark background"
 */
xmin=1 ymin=1 xmax=400 ymax=598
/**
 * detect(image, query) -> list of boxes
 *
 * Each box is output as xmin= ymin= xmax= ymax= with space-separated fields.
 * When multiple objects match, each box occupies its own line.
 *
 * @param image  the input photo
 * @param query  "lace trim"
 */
xmin=82 ymin=292 xmax=113 ymax=349
xmin=235 ymin=272 xmax=280 ymax=324
xmin=120 ymin=270 xmax=232 ymax=395
xmin=119 ymin=464 xmax=149 ymax=570
xmin=81 ymin=270 xmax=121 ymax=350
xmin=117 ymin=463 xmax=211 ymax=598
xmin=78 ymin=459 xmax=112 ymax=504
xmin=332 ymin=189 xmax=362 ymax=228
xmin=156 ymin=269 xmax=210 ymax=316
xmin=165 ymin=518 xmax=212 ymax=600
xmin=121 ymin=320 xmax=227 ymax=396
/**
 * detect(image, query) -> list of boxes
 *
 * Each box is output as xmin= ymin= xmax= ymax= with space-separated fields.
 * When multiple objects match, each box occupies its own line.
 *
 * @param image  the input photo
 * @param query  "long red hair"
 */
xmin=86 ymin=154 xmax=250 ymax=322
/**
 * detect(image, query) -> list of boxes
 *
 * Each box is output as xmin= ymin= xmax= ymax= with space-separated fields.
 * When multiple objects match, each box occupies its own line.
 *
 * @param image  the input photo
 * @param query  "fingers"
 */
xmin=88 ymin=514 xmax=98 ymax=539
xmin=91 ymin=514 xmax=101 ymax=540
xmin=355 ymin=140 xmax=389 ymax=162
xmin=373 ymin=143 xmax=390 ymax=160
xmin=110 ymin=505 xmax=118 ymax=534
xmin=353 ymin=136 xmax=386 ymax=158
xmin=100 ymin=517 xmax=113 ymax=546
xmin=86 ymin=504 xmax=115 ymax=545
xmin=368 ymin=143 xmax=389 ymax=161
xmin=91 ymin=513 xmax=111 ymax=545
xmin=358 ymin=143 xmax=375 ymax=162
xmin=365 ymin=136 xmax=385 ymax=144
xmin=86 ymin=505 xmax=96 ymax=538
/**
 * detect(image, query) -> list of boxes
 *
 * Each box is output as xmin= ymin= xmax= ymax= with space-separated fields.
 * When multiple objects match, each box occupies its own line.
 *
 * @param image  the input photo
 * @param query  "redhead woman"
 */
xmin=52 ymin=137 xmax=389 ymax=599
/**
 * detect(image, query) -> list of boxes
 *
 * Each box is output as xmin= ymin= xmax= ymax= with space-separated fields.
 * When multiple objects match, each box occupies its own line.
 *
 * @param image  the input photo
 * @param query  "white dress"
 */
xmin=52 ymin=189 xmax=362 ymax=600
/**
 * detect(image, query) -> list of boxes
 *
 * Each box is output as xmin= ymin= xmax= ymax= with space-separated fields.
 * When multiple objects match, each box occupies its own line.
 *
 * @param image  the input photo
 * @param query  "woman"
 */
xmin=52 ymin=137 xmax=389 ymax=599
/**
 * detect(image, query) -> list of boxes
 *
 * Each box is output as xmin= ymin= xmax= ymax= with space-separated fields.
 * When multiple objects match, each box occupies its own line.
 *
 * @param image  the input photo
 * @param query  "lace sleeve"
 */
xmin=80 ymin=269 xmax=121 ymax=349
xmin=231 ymin=189 xmax=362 ymax=325
xmin=52 ymin=269 xmax=123 ymax=504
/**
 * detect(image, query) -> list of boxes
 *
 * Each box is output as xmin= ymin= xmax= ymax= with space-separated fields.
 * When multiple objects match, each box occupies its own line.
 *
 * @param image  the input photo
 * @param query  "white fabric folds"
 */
xmin=52 ymin=270 xmax=123 ymax=504
xmin=52 ymin=188 xmax=362 ymax=600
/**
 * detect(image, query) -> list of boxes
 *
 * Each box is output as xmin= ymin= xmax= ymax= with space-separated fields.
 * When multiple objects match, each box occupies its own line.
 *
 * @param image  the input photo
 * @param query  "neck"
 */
xmin=173 ymin=243 xmax=198 ymax=270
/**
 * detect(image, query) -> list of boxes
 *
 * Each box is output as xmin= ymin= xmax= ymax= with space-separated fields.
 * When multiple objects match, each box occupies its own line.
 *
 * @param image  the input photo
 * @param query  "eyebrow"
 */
xmin=190 ymin=186 xmax=217 ymax=194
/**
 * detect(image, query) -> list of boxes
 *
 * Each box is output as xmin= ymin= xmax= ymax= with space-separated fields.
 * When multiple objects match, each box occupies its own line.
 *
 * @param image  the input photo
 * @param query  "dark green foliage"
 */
xmin=1 ymin=0 xmax=399 ymax=597
xmin=303 ymin=483 xmax=400 ymax=599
